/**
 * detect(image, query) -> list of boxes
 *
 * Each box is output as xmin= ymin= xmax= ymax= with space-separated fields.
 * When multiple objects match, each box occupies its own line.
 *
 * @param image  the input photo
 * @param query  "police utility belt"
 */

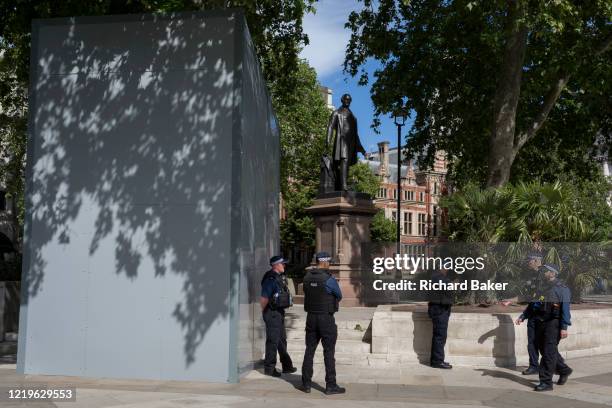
xmin=533 ymin=302 xmax=561 ymax=321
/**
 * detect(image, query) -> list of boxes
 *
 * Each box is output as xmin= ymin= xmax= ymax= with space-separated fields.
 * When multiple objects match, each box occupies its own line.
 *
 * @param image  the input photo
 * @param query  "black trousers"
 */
xmin=301 ymin=312 xmax=338 ymax=387
xmin=534 ymin=318 xmax=571 ymax=386
xmin=263 ymin=308 xmax=292 ymax=371
xmin=527 ymin=318 xmax=540 ymax=369
xmin=428 ymin=303 xmax=451 ymax=365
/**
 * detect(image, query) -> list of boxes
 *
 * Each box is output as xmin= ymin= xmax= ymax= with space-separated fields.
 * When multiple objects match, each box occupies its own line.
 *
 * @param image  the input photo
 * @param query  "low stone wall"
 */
xmin=372 ymin=304 xmax=612 ymax=367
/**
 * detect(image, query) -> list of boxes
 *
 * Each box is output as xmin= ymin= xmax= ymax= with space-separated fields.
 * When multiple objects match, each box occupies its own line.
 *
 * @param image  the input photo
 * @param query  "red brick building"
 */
xmin=363 ymin=141 xmax=448 ymax=246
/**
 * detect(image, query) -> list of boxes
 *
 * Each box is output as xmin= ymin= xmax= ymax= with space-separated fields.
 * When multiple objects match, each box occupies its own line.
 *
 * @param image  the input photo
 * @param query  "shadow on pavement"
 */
xmin=475 ymin=368 xmax=538 ymax=388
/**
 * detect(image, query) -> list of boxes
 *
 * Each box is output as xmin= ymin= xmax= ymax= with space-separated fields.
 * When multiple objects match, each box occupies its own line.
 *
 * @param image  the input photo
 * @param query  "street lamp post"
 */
xmin=393 ymin=110 xmax=407 ymax=255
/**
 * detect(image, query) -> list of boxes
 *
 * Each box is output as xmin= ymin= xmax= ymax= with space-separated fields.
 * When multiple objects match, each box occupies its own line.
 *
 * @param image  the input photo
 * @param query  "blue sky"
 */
xmin=300 ymin=0 xmax=412 ymax=154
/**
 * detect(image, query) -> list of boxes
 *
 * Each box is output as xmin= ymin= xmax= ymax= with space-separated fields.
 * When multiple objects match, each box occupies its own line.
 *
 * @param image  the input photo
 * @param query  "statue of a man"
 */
xmin=326 ymin=93 xmax=366 ymax=191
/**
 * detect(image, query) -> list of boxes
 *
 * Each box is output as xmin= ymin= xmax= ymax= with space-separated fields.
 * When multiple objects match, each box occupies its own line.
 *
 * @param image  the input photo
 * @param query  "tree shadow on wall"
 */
xmin=22 ymin=11 xmax=271 ymax=369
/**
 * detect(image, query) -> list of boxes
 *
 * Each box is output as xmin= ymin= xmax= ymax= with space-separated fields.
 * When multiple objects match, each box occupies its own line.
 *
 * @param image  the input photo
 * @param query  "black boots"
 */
xmin=264 ymin=368 xmax=281 ymax=377
xmin=558 ymin=368 xmax=572 ymax=385
xmin=431 ymin=362 xmax=453 ymax=369
xmin=522 ymin=367 xmax=538 ymax=375
xmin=325 ymin=383 xmax=346 ymax=395
xmin=534 ymin=383 xmax=553 ymax=392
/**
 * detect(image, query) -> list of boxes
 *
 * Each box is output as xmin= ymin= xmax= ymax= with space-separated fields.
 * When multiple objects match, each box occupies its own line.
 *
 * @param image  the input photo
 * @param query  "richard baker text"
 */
xmin=372 ymin=279 xmax=508 ymax=291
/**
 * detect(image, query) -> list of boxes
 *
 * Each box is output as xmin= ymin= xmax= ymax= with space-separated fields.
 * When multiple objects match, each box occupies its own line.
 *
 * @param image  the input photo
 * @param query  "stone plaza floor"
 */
xmin=0 ymin=352 xmax=611 ymax=407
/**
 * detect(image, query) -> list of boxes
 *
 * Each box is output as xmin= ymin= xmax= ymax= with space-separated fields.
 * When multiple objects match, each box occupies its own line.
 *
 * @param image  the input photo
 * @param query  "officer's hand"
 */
xmin=515 ymin=318 xmax=523 ymax=325
xmin=560 ymin=330 xmax=568 ymax=339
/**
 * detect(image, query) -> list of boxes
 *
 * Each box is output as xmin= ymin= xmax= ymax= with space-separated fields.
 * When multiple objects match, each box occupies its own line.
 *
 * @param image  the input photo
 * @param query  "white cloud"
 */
xmin=300 ymin=0 xmax=360 ymax=79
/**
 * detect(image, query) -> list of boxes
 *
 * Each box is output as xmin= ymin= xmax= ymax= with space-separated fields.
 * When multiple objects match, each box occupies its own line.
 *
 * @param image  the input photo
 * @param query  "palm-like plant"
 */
xmin=510 ymin=181 xmax=587 ymax=242
xmin=441 ymin=181 xmax=611 ymax=303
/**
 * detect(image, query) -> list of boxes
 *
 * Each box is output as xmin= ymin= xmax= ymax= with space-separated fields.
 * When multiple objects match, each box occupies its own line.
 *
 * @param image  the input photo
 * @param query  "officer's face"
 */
xmin=272 ymin=263 xmax=285 ymax=273
xmin=528 ymin=258 xmax=541 ymax=270
xmin=543 ymin=270 xmax=555 ymax=281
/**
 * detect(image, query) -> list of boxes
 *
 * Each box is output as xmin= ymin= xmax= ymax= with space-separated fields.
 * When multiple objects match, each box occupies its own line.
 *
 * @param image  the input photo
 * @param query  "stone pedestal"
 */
xmin=305 ymin=191 xmax=377 ymax=307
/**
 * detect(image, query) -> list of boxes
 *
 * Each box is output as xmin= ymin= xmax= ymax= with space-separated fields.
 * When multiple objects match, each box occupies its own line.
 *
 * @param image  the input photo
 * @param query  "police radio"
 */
xmin=272 ymin=291 xmax=293 ymax=309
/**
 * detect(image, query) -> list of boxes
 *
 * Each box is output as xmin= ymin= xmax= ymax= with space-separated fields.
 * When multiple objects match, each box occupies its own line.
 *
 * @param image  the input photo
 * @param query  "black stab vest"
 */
xmin=303 ymin=269 xmax=338 ymax=313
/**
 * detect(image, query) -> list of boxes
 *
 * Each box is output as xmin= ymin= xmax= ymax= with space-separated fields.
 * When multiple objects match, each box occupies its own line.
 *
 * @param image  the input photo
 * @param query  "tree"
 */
xmin=370 ymin=210 xmax=396 ymax=242
xmin=278 ymin=60 xmax=329 ymax=252
xmin=280 ymin=184 xmax=318 ymax=248
xmin=0 ymin=0 xmax=316 ymax=248
xmin=345 ymin=0 xmax=611 ymax=187
xmin=348 ymin=161 xmax=379 ymax=198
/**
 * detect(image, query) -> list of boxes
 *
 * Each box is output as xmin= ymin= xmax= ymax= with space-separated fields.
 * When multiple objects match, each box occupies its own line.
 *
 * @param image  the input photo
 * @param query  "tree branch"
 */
xmin=515 ymin=34 xmax=612 ymax=151
xmin=515 ymin=71 xmax=570 ymax=151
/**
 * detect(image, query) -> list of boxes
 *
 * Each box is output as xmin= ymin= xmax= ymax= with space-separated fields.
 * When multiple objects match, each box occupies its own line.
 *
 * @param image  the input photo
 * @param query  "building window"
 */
xmin=433 ymin=206 xmax=438 ymax=236
xmin=0 ymin=191 xmax=5 ymax=212
xmin=403 ymin=212 xmax=412 ymax=235
xmin=404 ymin=190 xmax=414 ymax=201
xmin=419 ymin=191 xmax=424 ymax=202
xmin=378 ymin=188 xmax=388 ymax=198
xmin=391 ymin=211 xmax=397 ymax=222
xmin=434 ymin=182 xmax=438 ymax=195
xmin=392 ymin=189 xmax=397 ymax=199
xmin=418 ymin=213 xmax=426 ymax=236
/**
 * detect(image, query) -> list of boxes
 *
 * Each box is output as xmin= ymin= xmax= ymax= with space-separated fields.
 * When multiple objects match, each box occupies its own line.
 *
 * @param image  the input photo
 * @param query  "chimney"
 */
xmin=378 ymin=141 xmax=390 ymax=175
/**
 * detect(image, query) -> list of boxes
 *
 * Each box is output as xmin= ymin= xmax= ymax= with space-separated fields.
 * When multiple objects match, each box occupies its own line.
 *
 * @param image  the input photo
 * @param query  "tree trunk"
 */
xmin=487 ymin=0 xmax=528 ymax=188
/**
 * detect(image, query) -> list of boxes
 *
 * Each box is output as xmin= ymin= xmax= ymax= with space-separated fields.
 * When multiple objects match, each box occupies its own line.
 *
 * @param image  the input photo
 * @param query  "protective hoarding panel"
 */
xmin=18 ymin=10 xmax=278 ymax=383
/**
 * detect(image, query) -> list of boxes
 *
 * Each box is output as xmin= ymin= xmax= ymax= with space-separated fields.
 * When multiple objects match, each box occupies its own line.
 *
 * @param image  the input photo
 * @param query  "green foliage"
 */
xmin=278 ymin=60 xmax=329 ymax=250
xmin=441 ymin=180 xmax=611 ymax=243
xmin=0 ymin=53 xmax=26 ymax=228
xmin=280 ymin=184 xmax=317 ymax=248
xmin=277 ymin=60 xmax=329 ymax=193
xmin=0 ymin=0 xmax=316 ymax=249
xmin=370 ymin=210 xmax=396 ymax=243
xmin=344 ymin=0 xmax=611 ymax=187
xmin=348 ymin=161 xmax=379 ymax=198
xmin=567 ymin=175 xmax=612 ymax=240
xmin=442 ymin=180 xmax=611 ymax=302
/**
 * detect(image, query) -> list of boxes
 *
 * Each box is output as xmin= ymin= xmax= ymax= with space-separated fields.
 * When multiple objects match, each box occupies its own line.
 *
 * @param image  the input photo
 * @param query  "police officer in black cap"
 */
xmin=428 ymin=267 xmax=453 ymax=369
xmin=515 ymin=251 xmax=544 ymax=375
xmin=260 ymin=255 xmax=297 ymax=377
xmin=300 ymin=252 xmax=345 ymax=395
xmin=530 ymin=263 xmax=573 ymax=392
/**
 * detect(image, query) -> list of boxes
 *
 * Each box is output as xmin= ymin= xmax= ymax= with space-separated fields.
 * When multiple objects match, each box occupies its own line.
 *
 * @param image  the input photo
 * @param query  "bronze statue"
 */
xmin=326 ymin=94 xmax=366 ymax=191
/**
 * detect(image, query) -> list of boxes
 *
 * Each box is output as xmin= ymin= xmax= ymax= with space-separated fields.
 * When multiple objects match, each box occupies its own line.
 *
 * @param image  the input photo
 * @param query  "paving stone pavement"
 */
xmin=0 ymin=353 xmax=610 ymax=407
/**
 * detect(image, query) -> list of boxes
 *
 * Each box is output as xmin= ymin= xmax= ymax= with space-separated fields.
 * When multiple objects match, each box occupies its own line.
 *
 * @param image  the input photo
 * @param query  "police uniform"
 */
xmin=301 ymin=252 xmax=344 ymax=394
xmin=532 ymin=264 xmax=572 ymax=391
xmin=520 ymin=305 xmax=541 ymax=374
xmin=261 ymin=259 xmax=294 ymax=375
xmin=428 ymin=270 xmax=453 ymax=369
xmin=518 ymin=252 xmax=544 ymax=375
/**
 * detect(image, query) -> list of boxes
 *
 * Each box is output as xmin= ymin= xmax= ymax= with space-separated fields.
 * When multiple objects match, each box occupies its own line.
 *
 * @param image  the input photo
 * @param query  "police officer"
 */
xmin=530 ymin=264 xmax=573 ymax=392
xmin=300 ymin=252 xmax=345 ymax=395
xmin=428 ymin=268 xmax=453 ymax=369
xmin=515 ymin=252 xmax=543 ymax=375
xmin=260 ymin=255 xmax=297 ymax=377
